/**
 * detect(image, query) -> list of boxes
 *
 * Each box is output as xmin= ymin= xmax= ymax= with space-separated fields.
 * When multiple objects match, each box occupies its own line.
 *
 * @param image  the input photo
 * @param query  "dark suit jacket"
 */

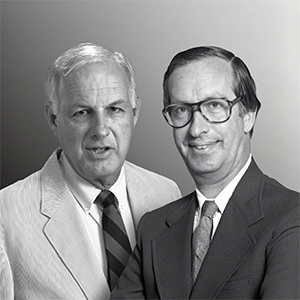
xmin=111 ymin=159 xmax=300 ymax=299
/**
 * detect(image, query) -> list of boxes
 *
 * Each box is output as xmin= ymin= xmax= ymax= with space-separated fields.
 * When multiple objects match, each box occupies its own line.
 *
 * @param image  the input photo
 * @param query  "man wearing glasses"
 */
xmin=111 ymin=46 xmax=300 ymax=299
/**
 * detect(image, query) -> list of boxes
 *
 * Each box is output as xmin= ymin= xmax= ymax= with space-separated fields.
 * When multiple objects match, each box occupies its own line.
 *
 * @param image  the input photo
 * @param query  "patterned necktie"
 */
xmin=192 ymin=200 xmax=219 ymax=283
xmin=95 ymin=190 xmax=132 ymax=290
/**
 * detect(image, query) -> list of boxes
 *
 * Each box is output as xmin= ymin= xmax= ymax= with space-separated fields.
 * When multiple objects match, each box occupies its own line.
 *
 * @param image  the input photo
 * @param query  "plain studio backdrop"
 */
xmin=1 ymin=0 xmax=299 ymax=195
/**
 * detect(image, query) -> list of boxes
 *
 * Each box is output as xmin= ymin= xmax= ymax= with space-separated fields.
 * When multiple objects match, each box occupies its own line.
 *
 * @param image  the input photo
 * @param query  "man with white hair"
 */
xmin=0 ymin=43 xmax=181 ymax=300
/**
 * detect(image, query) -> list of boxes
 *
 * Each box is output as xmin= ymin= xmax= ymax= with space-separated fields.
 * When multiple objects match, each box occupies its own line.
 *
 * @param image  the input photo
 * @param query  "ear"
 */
xmin=133 ymin=96 xmax=141 ymax=127
xmin=45 ymin=101 xmax=58 ymax=136
xmin=243 ymin=110 xmax=256 ymax=134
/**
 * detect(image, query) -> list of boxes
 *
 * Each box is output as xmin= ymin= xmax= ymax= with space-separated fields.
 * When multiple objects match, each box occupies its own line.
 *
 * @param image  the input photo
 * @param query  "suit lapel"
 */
xmin=190 ymin=202 xmax=256 ymax=299
xmin=190 ymin=159 xmax=265 ymax=299
xmin=40 ymin=150 xmax=110 ymax=300
xmin=152 ymin=193 xmax=197 ymax=299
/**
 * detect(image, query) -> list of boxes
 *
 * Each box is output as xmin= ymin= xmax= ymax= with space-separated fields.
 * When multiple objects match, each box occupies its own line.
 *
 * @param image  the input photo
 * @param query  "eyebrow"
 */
xmin=172 ymin=95 xmax=228 ymax=104
xmin=106 ymin=98 xmax=129 ymax=106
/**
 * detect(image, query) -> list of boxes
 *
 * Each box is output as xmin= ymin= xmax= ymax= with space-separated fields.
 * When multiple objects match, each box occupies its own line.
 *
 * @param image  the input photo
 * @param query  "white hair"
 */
xmin=45 ymin=43 xmax=137 ymax=113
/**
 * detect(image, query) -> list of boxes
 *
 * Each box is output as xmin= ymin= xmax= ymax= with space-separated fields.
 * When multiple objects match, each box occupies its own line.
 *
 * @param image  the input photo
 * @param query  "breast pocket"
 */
xmin=222 ymin=276 xmax=252 ymax=291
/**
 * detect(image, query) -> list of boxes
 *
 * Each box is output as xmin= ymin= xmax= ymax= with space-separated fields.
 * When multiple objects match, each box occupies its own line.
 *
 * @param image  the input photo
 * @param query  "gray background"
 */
xmin=1 ymin=0 xmax=299 ymax=195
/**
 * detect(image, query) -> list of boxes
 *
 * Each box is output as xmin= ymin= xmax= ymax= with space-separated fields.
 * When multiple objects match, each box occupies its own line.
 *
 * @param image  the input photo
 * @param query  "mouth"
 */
xmin=189 ymin=141 xmax=219 ymax=151
xmin=86 ymin=147 xmax=112 ymax=154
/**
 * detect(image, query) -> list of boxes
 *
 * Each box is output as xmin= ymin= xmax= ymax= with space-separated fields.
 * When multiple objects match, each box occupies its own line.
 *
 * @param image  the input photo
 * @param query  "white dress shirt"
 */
xmin=58 ymin=152 xmax=135 ymax=278
xmin=194 ymin=155 xmax=252 ymax=237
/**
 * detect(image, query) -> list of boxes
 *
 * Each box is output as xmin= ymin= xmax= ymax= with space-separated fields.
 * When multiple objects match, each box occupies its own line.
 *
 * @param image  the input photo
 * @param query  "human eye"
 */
xmin=205 ymin=99 xmax=227 ymax=111
xmin=172 ymin=105 xmax=189 ymax=116
xmin=73 ymin=109 xmax=90 ymax=117
xmin=107 ymin=106 xmax=124 ymax=114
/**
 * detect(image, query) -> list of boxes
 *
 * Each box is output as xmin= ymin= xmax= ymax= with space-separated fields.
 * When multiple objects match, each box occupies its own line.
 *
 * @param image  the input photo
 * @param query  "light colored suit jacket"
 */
xmin=0 ymin=149 xmax=181 ymax=300
xmin=111 ymin=159 xmax=300 ymax=299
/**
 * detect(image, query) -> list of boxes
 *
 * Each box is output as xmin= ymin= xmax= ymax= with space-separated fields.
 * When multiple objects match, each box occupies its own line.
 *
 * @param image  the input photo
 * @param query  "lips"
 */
xmin=86 ymin=146 xmax=112 ymax=154
xmin=88 ymin=147 xmax=109 ymax=153
xmin=189 ymin=141 xmax=219 ymax=150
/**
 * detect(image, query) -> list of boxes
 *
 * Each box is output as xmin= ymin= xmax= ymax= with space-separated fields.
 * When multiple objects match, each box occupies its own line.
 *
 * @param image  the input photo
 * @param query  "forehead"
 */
xmin=62 ymin=62 xmax=129 ymax=96
xmin=168 ymin=57 xmax=234 ymax=99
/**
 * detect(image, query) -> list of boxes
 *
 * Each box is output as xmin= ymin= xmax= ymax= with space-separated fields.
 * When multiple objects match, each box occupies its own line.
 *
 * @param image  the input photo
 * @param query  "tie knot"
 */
xmin=201 ymin=200 xmax=218 ymax=219
xmin=96 ymin=190 xmax=118 ymax=208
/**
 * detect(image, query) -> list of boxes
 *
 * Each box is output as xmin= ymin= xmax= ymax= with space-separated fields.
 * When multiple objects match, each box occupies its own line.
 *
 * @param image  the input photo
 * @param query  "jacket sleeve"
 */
xmin=0 ymin=237 xmax=14 ymax=300
xmin=260 ymin=202 xmax=300 ymax=299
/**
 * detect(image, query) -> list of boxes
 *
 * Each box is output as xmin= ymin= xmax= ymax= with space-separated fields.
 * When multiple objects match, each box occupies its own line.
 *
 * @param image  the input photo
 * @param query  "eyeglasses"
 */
xmin=162 ymin=96 xmax=243 ymax=128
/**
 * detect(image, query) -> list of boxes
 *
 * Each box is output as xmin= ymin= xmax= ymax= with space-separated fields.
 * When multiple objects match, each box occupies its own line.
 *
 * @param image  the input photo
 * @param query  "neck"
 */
xmin=196 ymin=180 xmax=227 ymax=199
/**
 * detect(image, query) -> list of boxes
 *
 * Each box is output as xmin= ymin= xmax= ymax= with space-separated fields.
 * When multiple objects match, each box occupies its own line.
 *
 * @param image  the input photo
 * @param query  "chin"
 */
xmin=190 ymin=161 xmax=219 ymax=174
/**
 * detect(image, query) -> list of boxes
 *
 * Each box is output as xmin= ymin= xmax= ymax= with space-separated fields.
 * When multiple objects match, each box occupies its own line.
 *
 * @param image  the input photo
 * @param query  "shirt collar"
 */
xmin=59 ymin=152 xmax=126 ymax=212
xmin=196 ymin=155 xmax=252 ymax=213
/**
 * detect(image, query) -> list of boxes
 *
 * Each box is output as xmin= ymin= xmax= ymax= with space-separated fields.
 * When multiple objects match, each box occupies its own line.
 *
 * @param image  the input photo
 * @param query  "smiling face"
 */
xmin=168 ymin=57 xmax=255 ymax=193
xmin=46 ymin=63 xmax=140 ymax=189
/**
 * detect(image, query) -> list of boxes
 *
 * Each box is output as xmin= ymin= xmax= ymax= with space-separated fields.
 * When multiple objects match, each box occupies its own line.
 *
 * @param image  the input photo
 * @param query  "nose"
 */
xmin=90 ymin=111 xmax=110 ymax=138
xmin=188 ymin=110 xmax=210 ymax=137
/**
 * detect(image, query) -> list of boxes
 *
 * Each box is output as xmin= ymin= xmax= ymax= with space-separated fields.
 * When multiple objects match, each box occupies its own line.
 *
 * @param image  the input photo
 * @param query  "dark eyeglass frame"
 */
xmin=162 ymin=96 xmax=243 ymax=128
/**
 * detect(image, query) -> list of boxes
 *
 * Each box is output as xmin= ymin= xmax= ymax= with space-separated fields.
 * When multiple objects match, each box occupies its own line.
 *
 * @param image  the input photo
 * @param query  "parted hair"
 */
xmin=163 ymin=46 xmax=261 ymax=136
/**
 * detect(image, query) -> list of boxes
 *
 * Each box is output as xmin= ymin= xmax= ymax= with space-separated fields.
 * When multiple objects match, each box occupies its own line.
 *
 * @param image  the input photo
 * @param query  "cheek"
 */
xmin=57 ymin=120 xmax=85 ymax=147
xmin=173 ymin=129 xmax=185 ymax=150
xmin=114 ymin=120 xmax=134 ymax=145
xmin=223 ymin=120 xmax=245 ymax=148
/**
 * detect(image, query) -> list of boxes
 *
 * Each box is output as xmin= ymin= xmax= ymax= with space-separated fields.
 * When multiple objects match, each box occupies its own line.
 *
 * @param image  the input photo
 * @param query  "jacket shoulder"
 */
xmin=0 ymin=170 xmax=41 ymax=199
xmin=264 ymin=175 xmax=299 ymax=198
xmin=0 ymin=150 xmax=59 ymax=206
xmin=137 ymin=192 xmax=195 ymax=239
xmin=0 ymin=170 xmax=42 ymax=227
xmin=262 ymin=175 xmax=300 ymax=214
xmin=125 ymin=161 xmax=176 ymax=182
xmin=124 ymin=161 xmax=181 ymax=197
xmin=150 ymin=192 xmax=194 ymax=214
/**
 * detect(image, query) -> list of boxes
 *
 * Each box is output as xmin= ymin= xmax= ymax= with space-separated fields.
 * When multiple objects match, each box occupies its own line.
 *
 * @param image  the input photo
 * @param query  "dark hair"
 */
xmin=163 ymin=46 xmax=261 ymax=136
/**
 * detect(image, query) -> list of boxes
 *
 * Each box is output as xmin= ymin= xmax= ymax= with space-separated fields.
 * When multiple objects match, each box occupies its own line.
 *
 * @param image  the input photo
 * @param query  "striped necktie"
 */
xmin=95 ymin=190 xmax=132 ymax=290
xmin=192 ymin=200 xmax=219 ymax=284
